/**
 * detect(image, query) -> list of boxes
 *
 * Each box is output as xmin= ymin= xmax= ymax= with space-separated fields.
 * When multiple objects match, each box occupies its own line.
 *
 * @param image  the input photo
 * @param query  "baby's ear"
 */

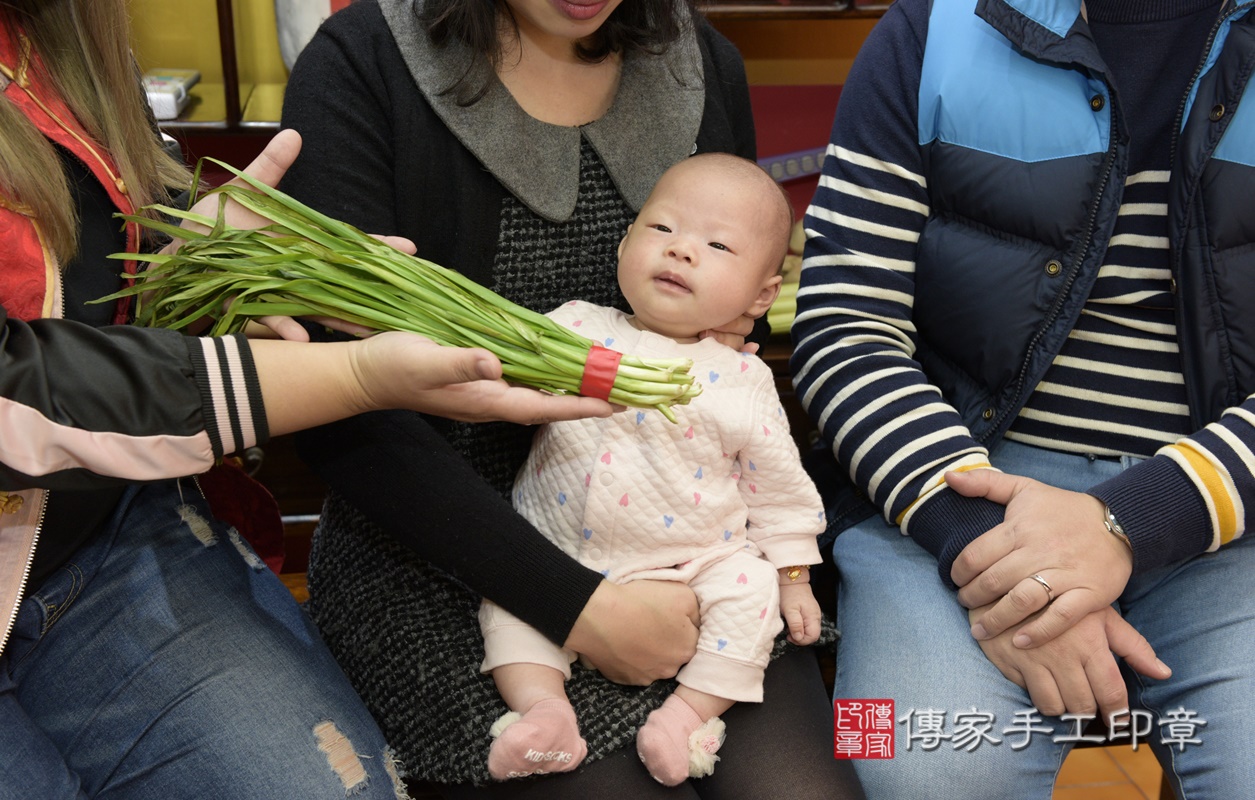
xmin=746 ymin=274 xmax=783 ymax=317
xmin=617 ymin=224 xmax=632 ymax=259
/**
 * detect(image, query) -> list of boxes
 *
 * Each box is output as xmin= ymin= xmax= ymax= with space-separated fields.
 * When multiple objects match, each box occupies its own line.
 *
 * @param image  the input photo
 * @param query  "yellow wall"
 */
xmin=128 ymin=0 xmax=288 ymax=123
xmin=233 ymin=0 xmax=288 ymax=86
xmin=128 ymin=0 xmax=224 ymax=82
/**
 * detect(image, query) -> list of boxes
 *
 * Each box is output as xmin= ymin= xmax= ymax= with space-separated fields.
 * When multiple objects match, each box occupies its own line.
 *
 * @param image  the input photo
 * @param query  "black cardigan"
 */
xmin=279 ymin=0 xmax=756 ymax=644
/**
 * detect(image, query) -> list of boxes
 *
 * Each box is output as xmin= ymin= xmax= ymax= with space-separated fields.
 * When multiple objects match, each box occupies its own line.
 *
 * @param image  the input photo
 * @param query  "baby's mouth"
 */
xmin=655 ymin=271 xmax=691 ymax=291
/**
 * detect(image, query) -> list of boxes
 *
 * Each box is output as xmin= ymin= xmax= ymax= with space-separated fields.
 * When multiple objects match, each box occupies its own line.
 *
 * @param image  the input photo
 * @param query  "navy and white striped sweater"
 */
xmin=794 ymin=0 xmax=1253 ymax=581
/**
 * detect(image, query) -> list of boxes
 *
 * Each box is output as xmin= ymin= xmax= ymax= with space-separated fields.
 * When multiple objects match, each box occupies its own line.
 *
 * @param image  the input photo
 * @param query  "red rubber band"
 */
xmin=579 ymin=344 xmax=622 ymax=401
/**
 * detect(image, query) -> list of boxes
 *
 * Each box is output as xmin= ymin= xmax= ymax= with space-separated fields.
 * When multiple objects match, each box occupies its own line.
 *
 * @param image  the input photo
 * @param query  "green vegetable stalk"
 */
xmin=101 ymin=157 xmax=701 ymax=422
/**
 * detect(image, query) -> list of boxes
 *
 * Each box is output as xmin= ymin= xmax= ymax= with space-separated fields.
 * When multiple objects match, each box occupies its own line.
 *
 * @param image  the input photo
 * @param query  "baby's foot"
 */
xmin=636 ymin=694 xmax=726 ymax=786
xmin=487 ymin=698 xmax=588 ymax=780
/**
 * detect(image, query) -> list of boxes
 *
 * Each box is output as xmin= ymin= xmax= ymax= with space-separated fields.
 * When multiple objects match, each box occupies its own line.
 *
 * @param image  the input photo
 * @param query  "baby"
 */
xmin=479 ymin=153 xmax=825 ymax=785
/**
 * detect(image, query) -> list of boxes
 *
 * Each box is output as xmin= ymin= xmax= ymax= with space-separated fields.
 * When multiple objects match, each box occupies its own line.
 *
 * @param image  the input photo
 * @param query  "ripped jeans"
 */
xmin=0 ymin=480 xmax=407 ymax=800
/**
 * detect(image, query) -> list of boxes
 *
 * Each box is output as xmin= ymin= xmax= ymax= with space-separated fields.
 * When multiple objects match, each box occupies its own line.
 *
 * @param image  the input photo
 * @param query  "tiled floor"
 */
xmin=1053 ymin=744 xmax=1166 ymax=800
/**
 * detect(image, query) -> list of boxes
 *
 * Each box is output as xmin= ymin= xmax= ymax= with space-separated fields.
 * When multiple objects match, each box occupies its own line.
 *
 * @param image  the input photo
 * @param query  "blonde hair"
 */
xmin=0 ymin=0 xmax=190 ymax=264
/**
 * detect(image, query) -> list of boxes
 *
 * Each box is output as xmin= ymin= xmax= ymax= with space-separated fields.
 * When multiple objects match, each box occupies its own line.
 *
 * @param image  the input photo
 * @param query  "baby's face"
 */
xmin=617 ymin=168 xmax=783 ymax=341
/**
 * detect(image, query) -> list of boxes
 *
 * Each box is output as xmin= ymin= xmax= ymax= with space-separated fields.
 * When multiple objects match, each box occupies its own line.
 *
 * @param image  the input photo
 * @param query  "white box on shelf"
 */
xmin=143 ymin=68 xmax=201 ymax=121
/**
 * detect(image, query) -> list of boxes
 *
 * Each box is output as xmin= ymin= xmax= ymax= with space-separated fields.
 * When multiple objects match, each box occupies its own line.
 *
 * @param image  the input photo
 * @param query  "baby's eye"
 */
xmin=651 ymin=224 xmax=672 ymax=233
xmin=708 ymin=242 xmax=729 ymax=251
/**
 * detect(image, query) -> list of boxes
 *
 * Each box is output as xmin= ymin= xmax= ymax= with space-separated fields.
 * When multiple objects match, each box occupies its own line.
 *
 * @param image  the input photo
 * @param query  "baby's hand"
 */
xmin=779 ymin=579 xmax=822 ymax=646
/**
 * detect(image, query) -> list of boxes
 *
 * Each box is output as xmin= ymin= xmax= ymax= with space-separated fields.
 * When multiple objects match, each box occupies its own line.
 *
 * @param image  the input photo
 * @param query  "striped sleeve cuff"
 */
xmin=906 ymin=489 xmax=1007 ymax=589
xmin=1086 ymin=455 xmax=1211 ymax=574
xmin=185 ymin=334 xmax=269 ymax=458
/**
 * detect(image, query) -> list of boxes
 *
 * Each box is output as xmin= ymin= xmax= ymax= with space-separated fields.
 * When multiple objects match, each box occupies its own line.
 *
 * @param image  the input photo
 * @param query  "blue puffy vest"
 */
xmin=915 ymin=0 xmax=1255 ymax=440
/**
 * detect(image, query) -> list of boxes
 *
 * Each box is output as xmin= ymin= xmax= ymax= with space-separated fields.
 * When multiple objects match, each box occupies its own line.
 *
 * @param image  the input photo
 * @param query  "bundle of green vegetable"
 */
xmin=104 ymin=158 xmax=701 ymax=421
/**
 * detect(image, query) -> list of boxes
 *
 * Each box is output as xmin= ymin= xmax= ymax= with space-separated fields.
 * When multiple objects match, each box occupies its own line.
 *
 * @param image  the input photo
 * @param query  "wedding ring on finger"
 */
xmin=1030 ymin=573 xmax=1054 ymax=602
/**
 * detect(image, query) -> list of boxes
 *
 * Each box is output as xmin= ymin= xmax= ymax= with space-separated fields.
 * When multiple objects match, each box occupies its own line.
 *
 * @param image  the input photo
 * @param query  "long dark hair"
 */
xmin=421 ymin=0 xmax=693 ymax=100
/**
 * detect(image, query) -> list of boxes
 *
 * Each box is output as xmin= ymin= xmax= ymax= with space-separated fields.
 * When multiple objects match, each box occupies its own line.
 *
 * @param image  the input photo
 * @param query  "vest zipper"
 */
xmin=0 ymin=490 xmax=49 ymax=655
xmin=1168 ymin=2 xmax=1249 ymax=284
xmin=1170 ymin=5 xmax=1233 ymax=169
xmin=982 ymin=79 xmax=1121 ymax=442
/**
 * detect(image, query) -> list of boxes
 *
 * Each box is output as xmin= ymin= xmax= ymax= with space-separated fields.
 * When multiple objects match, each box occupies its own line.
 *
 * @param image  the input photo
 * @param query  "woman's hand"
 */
xmin=253 ymin=332 xmax=614 ymax=435
xmin=699 ymin=313 xmax=756 ymax=354
xmin=348 ymin=332 xmax=614 ymax=424
xmin=167 ymin=129 xmax=418 ymax=343
xmin=970 ymin=603 xmax=1169 ymax=721
xmin=252 ymin=312 xmax=383 ymax=343
xmin=947 ymin=470 xmax=1134 ymax=649
xmin=166 ymin=128 xmax=305 ymax=251
xmin=565 ymin=580 xmax=701 ymax=685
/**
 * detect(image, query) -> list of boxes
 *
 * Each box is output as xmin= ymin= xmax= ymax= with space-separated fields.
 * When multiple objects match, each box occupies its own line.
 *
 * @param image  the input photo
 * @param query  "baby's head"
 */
xmin=617 ymin=153 xmax=792 ymax=341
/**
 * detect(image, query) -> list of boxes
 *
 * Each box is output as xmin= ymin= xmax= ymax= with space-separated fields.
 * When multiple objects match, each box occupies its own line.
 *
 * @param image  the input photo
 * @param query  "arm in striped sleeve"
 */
xmin=0 ymin=309 xmax=263 ymax=491
xmin=1088 ymin=395 xmax=1255 ymax=573
xmin=790 ymin=0 xmax=1004 ymax=583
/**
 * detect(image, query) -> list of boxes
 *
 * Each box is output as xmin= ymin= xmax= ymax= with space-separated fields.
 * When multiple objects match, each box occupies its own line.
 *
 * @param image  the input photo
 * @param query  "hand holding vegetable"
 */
xmin=161 ymin=130 xmax=409 ymax=343
xmin=249 ymin=332 xmax=614 ymax=436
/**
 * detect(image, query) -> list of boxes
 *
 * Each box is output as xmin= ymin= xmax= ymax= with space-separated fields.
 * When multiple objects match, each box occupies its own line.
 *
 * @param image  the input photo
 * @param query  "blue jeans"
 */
xmin=0 ymin=481 xmax=404 ymax=800
xmin=833 ymin=440 xmax=1255 ymax=799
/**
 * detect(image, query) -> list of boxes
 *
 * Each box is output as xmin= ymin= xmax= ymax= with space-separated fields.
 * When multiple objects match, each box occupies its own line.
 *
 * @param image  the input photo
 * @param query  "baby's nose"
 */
xmin=667 ymin=241 xmax=696 ymax=263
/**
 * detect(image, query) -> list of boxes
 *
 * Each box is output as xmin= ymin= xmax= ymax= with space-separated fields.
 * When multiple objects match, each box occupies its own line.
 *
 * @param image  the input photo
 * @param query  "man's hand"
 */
xmin=947 ymin=470 xmax=1134 ymax=648
xmin=970 ymin=603 xmax=1170 ymax=721
xmin=565 ymin=581 xmax=700 ymax=685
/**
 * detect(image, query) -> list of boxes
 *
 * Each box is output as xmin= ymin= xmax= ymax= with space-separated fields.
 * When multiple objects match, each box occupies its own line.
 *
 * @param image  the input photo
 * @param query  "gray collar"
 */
xmin=379 ymin=0 xmax=705 ymax=222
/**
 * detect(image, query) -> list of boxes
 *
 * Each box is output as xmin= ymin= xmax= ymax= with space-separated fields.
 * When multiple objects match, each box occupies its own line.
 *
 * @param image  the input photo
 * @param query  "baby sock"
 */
xmin=636 ymin=694 xmax=727 ymax=786
xmin=487 ymin=698 xmax=588 ymax=780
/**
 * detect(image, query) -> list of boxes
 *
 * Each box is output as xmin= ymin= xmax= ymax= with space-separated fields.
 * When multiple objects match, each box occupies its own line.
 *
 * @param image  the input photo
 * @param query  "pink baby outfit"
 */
xmin=479 ymin=302 xmax=825 ymax=702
